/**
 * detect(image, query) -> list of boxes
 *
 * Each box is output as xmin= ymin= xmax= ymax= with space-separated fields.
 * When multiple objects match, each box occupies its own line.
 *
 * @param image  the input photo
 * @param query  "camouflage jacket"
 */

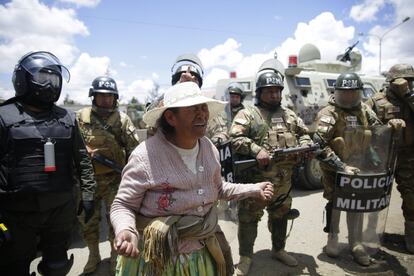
xmin=206 ymin=104 xmax=244 ymax=145
xmin=229 ymin=104 xmax=311 ymax=158
xmin=77 ymin=107 xmax=140 ymax=175
xmin=366 ymin=87 xmax=414 ymax=148
xmin=314 ymin=98 xmax=381 ymax=167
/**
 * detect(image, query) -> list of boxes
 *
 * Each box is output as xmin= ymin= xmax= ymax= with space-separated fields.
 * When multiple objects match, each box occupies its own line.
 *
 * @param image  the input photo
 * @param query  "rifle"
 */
xmin=92 ymin=153 xmax=123 ymax=174
xmin=233 ymin=143 xmax=320 ymax=175
xmin=338 ymin=41 xmax=359 ymax=62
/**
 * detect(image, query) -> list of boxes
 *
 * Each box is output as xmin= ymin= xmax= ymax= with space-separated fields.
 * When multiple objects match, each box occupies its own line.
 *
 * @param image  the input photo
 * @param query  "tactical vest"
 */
xmin=372 ymin=92 xmax=414 ymax=148
xmin=78 ymin=107 xmax=126 ymax=175
xmin=0 ymin=103 xmax=75 ymax=193
xmin=247 ymin=105 xmax=299 ymax=149
xmin=328 ymin=105 xmax=371 ymax=162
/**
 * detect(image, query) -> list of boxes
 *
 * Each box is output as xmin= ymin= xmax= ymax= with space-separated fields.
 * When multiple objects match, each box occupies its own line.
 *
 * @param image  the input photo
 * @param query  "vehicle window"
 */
xmin=295 ymin=77 xmax=311 ymax=87
xmin=362 ymin=86 xmax=375 ymax=100
xmin=326 ymin=79 xmax=336 ymax=88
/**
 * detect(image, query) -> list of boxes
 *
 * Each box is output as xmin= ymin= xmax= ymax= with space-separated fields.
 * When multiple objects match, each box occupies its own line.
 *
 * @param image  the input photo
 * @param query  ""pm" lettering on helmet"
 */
xmin=342 ymin=79 xmax=359 ymax=88
xmin=98 ymin=81 xmax=116 ymax=89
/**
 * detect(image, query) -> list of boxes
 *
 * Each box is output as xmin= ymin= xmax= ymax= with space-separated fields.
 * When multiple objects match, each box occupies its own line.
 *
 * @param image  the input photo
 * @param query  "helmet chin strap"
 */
xmin=258 ymin=101 xmax=280 ymax=111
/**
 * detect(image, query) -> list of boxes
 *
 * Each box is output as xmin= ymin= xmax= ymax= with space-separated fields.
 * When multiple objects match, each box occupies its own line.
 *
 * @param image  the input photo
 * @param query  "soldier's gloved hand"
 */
xmin=82 ymin=200 xmax=95 ymax=224
xmin=256 ymin=149 xmax=271 ymax=168
xmin=344 ymin=165 xmax=360 ymax=175
xmin=387 ymin=119 xmax=406 ymax=130
xmin=390 ymin=78 xmax=410 ymax=98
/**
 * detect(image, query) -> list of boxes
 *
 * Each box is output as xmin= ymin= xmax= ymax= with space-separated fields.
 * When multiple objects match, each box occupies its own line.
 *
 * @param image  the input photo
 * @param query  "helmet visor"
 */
xmin=334 ymin=89 xmax=362 ymax=109
xmin=32 ymin=70 xmax=62 ymax=90
xmin=172 ymin=60 xmax=204 ymax=78
xmin=21 ymin=52 xmax=70 ymax=83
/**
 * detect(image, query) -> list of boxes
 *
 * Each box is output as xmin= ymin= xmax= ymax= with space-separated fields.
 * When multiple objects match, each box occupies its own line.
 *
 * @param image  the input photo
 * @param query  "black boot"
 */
xmin=270 ymin=217 xmax=298 ymax=267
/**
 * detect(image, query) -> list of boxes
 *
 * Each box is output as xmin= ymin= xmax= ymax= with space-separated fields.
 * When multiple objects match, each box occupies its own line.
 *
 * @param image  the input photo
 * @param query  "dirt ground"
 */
xmin=30 ymin=185 xmax=414 ymax=276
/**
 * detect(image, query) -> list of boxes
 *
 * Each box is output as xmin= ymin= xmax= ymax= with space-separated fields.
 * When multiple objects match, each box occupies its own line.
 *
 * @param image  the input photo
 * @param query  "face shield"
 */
xmin=21 ymin=51 xmax=70 ymax=83
xmin=171 ymin=60 xmax=204 ymax=80
xmin=334 ymin=89 xmax=362 ymax=109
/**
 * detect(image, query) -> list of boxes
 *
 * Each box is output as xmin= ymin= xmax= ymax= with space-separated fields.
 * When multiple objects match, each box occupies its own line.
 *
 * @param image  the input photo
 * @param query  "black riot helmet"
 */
xmin=171 ymin=54 xmax=204 ymax=87
xmin=12 ymin=51 xmax=70 ymax=105
xmin=89 ymin=76 xmax=119 ymax=99
xmin=334 ymin=72 xmax=363 ymax=109
xmin=255 ymin=70 xmax=284 ymax=102
xmin=255 ymin=70 xmax=284 ymax=92
xmin=226 ymin=82 xmax=246 ymax=101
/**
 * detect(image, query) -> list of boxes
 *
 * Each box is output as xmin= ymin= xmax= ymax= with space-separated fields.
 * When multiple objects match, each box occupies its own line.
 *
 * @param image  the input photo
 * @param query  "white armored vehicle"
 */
xmin=216 ymin=43 xmax=386 ymax=189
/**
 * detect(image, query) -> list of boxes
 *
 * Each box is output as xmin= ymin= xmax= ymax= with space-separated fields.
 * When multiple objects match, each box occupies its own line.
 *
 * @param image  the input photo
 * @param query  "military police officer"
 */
xmin=207 ymin=82 xmax=246 ymax=146
xmin=366 ymin=64 xmax=414 ymax=253
xmin=77 ymin=76 xmax=139 ymax=274
xmin=313 ymin=72 xmax=404 ymax=266
xmin=0 ymin=51 xmax=96 ymax=275
xmin=230 ymin=68 xmax=312 ymax=275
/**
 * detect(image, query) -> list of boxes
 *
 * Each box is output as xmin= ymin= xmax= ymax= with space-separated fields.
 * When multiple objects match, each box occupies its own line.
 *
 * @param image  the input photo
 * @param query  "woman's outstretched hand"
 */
xmin=113 ymin=230 xmax=139 ymax=258
xmin=256 ymin=181 xmax=274 ymax=201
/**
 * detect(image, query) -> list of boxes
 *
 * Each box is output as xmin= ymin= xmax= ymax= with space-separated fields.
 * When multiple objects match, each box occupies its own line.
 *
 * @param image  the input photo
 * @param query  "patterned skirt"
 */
xmin=115 ymin=247 xmax=216 ymax=276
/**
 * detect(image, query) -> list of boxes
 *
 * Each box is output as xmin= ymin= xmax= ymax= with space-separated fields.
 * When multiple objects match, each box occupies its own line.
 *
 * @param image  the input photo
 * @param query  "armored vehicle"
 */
xmin=216 ymin=43 xmax=386 ymax=189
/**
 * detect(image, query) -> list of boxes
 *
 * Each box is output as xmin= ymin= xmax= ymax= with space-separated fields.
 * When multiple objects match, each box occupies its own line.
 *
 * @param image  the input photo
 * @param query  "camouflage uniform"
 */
xmin=366 ymin=88 xmax=414 ymax=222
xmin=229 ymin=104 xmax=311 ymax=257
xmin=206 ymin=103 xmax=244 ymax=146
xmin=365 ymin=64 xmax=414 ymax=253
xmin=77 ymin=106 xmax=139 ymax=269
xmin=315 ymin=99 xmax=381 ymax=200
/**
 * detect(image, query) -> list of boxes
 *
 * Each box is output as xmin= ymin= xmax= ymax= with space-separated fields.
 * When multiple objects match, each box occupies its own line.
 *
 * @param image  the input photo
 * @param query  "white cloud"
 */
xmin=0 ymin=82 xmax=14 ymax=100
xmin=62 ymin=53 xmax=112 ymax=104
xmin=59 ymin=0 xmax=101 ymax=8
xmin=201 ymin=12 xmax=356 ymax=88
xmin=123 ymin=79 xmax=157 ymax=104
xmin=203 ymin=68 xmax=230 ymax=89
xmin=351 ymin=0 xmax=414 ymax=74
xmin=350 ymin=0 xmax=386 ymax=22
xmin=0 ymin=0 xmax=89 ymax=72
xmin=119 ymin=62 xmax=128 ymax=68
xmin=198 ymin=38 xmax=244 ymax=69
xmin=151 ymin=73 xmax=159 ymax=80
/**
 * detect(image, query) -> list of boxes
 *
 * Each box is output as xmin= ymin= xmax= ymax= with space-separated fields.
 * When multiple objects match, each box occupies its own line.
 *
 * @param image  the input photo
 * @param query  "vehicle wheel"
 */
xmin=304 ymin=158 xmax=323 ymax=189
xmin=292 ymin=159 xmax=323 ymax=190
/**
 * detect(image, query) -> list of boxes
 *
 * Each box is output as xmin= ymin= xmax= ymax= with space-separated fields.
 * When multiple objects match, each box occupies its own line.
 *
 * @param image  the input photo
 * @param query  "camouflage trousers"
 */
xmin=237 ymin=163 xmax=293 ymax=257
xmin=321 ymin=169 xmax=336 ymax=201
xmin=395 ymin=153 xmax=414 ymax=221
xmin=79 ymin=172 xmax=121 ymax=246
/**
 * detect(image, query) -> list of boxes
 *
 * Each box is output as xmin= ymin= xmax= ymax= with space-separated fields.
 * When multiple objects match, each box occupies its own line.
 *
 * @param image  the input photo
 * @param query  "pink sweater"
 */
xmin=110 ymin=131 xmax=262 ymax=253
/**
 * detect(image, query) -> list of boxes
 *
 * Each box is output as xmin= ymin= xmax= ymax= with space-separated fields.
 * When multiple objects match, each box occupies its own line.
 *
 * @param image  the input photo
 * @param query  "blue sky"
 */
xmin=0 ymin=0 xmax=413 ymax=104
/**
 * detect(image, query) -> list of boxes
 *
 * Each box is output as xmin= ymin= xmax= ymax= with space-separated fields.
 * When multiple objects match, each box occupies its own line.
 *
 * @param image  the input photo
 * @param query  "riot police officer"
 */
xmin=171 ymin=53 xmax=204 ymax=87
xmin=366 ymin=64 xmax=414 ymax=253
xmin=77 ymin=76 xmax=139 ymax=274
xmin=207 ymin=82 xmax=246 ymax=146
xmin=0 ymin=51 xmax=96 ymax=275
xmin=229 ymin=68 xmax=312 ymax=275
xmin=313 ymin=72 xmax=404 ymax=266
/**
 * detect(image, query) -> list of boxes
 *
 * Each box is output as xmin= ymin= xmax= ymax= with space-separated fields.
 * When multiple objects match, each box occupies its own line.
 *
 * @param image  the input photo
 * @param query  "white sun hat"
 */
xmin=143 ymin=81 xmax=225 ymax=127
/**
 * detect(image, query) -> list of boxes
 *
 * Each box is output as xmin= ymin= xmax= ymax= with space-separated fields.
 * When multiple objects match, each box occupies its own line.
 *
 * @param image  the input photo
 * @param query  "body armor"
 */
xmin=371 ymin=91 xmax=414 ymax=148
xmin=78 ymin=107 xmax=127 ymax=175
xmin=0 ymin=103 xmax=74 ymax=193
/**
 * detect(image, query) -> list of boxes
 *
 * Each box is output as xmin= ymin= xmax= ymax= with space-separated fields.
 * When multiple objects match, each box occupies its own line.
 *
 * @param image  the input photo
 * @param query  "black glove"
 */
xmin=79 ymin=200 xmax=95 ymax=224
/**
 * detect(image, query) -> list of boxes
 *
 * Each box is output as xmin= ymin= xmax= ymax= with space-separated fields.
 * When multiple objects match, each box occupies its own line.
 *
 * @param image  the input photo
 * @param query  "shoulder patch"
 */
xmin=320 ymin=115 xmax=335 ymax=125
xmin=234 ymin=118 xmax=248 ymax=125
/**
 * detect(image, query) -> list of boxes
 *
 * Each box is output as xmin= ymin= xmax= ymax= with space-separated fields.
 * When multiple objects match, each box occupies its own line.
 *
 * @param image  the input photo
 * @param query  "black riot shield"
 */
xmin=217 ymin=140 xmax=235 ymax=182
xmin=216 ymin=140 xmax=239 ymax=233
xmin=329 ymin=125 xmax=398 ymax=254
